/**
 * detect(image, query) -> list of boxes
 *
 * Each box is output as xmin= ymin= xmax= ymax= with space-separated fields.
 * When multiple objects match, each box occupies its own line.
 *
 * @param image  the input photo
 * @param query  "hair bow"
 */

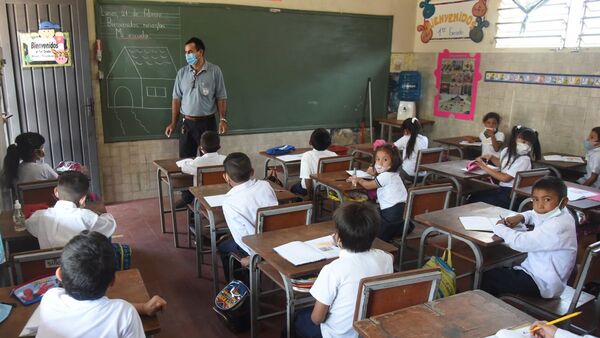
xmin=372 ymin=139 xmax=387 ymax=151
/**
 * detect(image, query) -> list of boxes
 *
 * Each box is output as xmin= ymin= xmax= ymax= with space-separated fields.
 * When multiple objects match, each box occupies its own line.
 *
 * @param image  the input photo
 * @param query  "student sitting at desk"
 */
xmin=578 ymin=126 xmax=600 ymax=189
xmin=481 ymin=177 xmax=576 ymax=299
xmin=219 ymin=152 xmax=278 ymax=280
xmin=393 ymin=117 xmax=428 ymax=181
xmin=466 ymin=112 xmax=505 ymax=157
xmin=347 ymin=142 xmax=409 ymax=242
xmin=1 ymin=132 xmax=58 ymax=188
xmin=25 ymin=171 xmax=116 ymax=249
xmin=530 ymin=321 xmax=597 ymax=338
xmin=176 ymin=130 xmax=227 ymax=206
xmin=292 ymin=128 xmax=336 ymax=196
xmin=36 ymin=231 xmax=166 ymax=338
xmin=294 ymin=203 xmax=393 ymax=338
xmin=469 ymin=125 xmax=541 ymax=208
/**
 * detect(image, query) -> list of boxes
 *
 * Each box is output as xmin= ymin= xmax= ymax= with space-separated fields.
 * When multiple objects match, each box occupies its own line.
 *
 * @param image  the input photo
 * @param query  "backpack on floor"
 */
xmin=112 ymin=243 xmax=132 ymax=271
xmin=213 ymin=280 xmax=250 ymax=332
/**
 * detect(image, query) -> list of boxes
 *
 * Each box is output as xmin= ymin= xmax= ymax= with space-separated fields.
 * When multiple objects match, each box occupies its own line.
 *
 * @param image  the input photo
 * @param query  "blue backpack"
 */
xmin=265 ymin=145 xmax=295 ymax=155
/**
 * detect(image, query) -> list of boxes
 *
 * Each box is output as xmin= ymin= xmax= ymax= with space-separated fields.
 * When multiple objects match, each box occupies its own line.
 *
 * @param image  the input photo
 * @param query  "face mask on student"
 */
xmin=584 ymin=140 xmax=597 ymax=152
xmin=516 ymin=142 xmax=531 ymax=155
xmin=185 ymin=53 xmax=198 ymax=66
xmin=533 ymin=199 xmax=564 ymax=221
xmin=374 ymin=164 xmax=388 ymax=174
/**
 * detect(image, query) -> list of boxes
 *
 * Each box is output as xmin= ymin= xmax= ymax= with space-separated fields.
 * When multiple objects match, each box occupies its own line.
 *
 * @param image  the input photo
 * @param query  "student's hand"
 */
xmin=530 ymin=321 xmax=557 ymax=338
xmin=218 ymin=120 xmax=229 ymax=135
xmin=346 ymin=176 xmax=359 ymax=185
xmin=141 ymin=296 xmax=167 ymax=316
xmin=240 ymin=256 xmax=250 ymax=268
xmin=498 ymin=214 xmax=523 ymax=227
xmin=164 ymin=123 xmax=176 ymax=138
xmin=464 ymin=136 xmax=478 ymax=143
xmin=478 ymin=154 xmax=492 ymax=161
xmin=366 ymin=166 xmax=376 ymax=176
xmin=474 ymin=157 xmax=488 ymax=167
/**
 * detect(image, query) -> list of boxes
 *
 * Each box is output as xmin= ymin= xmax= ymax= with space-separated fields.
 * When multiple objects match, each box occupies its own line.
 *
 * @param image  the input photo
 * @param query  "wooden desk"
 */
xmin=433 ymin=136 xmax=482 ymax=160
xmin=310 ymin=171 xmax=363 ymax=203
xmin=539 ymin=152 xmax=586 ymax=171
xmin=375 ymin=117 xmax=435 ymax=143
xmin=353 ymin=290 xmax=534 ymax=338
xmin=189 ymin=181 xmax=296 ymax=297
xmin=243 ymin=221 xmax=397 ymax=338
xmin=415 ymin=202 xmax=521 ymax=288
xmin=258 ymin=147 xmax=311 ymax=188
xmin=153 ymin=159 xmax=194 ymax=248
xmin=0 ymin=269 xmax=160 ymax=337
xmin=514 ymin=181 xmax=600 ymax=213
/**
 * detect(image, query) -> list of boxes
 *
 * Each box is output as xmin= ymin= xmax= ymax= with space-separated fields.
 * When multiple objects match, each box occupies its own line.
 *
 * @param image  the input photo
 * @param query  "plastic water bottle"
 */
xmin=13 ymin=200 xmax=26 ymax=232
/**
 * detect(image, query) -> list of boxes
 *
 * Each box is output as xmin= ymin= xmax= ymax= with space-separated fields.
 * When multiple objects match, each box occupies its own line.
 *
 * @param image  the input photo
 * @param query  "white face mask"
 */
xmin=516 ymin=142 xmax=531 ymax=155
xmin=374 ymin=164 xmax=388 ymax=174
xmin=533 ymin=199 xmax=564 ymax=221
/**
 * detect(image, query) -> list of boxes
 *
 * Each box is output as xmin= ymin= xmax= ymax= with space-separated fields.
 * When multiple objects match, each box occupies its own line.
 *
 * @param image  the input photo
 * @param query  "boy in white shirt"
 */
xmin=176 ymin=130 xmax=227 ymax=207
xmin=219 ymin=152 xmax=278 ymax=280
xmin=37 ymin=231 xmax=166 ymax=338
xmin=295 ymin=203 xmax=393 ymax=338
xmin=481 ymin=177 xmax=577 ymax=299
xmin=292 ymin=128 xmax=336 ymax=196
xmin=26 ymin=171 xmax=117 ymax=249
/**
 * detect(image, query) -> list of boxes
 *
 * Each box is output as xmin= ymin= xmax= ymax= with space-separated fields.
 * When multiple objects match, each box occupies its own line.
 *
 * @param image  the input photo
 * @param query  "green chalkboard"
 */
xmin=96 ymin=2 xmax=392 ymax=142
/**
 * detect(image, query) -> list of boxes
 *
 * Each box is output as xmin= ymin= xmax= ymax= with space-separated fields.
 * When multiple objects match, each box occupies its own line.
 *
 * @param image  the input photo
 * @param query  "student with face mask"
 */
xmin=469 ymin=125 xmax=542 ymax=209
xmin=481 ymin=177 xmax=577 ymax=299
xmin=578 ymin=127 xmax=600 ymax=188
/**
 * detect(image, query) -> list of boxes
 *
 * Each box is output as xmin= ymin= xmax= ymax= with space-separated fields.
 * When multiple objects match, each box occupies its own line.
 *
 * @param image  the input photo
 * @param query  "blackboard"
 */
xmin=96 ymin=2 xmax=392 ymax=142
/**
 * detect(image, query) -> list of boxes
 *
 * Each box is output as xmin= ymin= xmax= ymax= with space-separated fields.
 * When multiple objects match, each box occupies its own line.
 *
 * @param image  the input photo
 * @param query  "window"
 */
xmin=146 ymin=86 xmax=166 ymax=98
xmin=580 ymin=0 xmax=600 ymax=47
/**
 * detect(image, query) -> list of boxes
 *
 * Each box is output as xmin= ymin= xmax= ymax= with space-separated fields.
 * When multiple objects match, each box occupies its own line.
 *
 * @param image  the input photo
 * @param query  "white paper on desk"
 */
xmin=304 ymin=235 xmax=340 ymax=259
xmin=459 ymin=216 xmax=498 ymax=232
xmin=204 ymin=194 xmax=227 ymax=207
xmin=345 ymin=170 xmax=374 ymax=179
xmin=543 ymin=155 xmax=563 ymax=161
xmin=485 ymin=326 xmax=530 ymax=338
xmin=276 ymin=154 xmax=304 ymax=162
xmin=19 ymin=307 xmax=40 ymax=337
xmin=543 ymin=155 xmax=585 ymax=163
xmin=274 ymin=235 xmax=339 ymax=266
xmin=459 ymin=140 xmax=482 ymax=146
xmin=567 ymin=187 xmax=598 ymax=201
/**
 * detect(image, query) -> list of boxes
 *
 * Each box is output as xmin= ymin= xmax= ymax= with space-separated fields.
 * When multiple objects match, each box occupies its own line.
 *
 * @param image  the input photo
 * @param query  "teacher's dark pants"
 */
xmin=180 ymin=114 xmax=217 ymax=204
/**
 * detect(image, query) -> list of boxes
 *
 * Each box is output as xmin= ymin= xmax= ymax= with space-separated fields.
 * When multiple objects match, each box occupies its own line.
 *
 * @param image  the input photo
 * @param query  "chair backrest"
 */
xmin=354 ymin=268 xmax=441 ymax=321
xmin=317 ymin=155 xmax=354 ymax=173
xmin=532 ymin=162 xmax=562 ymax=178
xmin=256 ymin=201 xmax=313 ymax=233
xmin=12 ymin=247 xmax=63 ymax=285
xmin=413 ymin=147 xmax=444 ymax=174
xmin=406 ymin=183 xmax=454 ymax=218
xmin=16 ymin=179 xmax=59 ymax=206
xmin=568 ymin=241 xmax=600 ymax=313
xmin=512 ymin=168 xmax=551 ymax=190
xmin=194 ymin=165 xmax=226 ymax=186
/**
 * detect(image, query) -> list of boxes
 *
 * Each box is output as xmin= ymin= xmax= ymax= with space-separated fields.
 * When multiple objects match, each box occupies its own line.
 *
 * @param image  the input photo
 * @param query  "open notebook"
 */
xmin=345 ymin=170 xmax=374 ymax=179
xmin=459 ymin=216 xmax=526 ymax=232
xmin=485 ymin=325 xmax=530 ymax=338
xmin=274 ymin=235 xmax=340 ymax=266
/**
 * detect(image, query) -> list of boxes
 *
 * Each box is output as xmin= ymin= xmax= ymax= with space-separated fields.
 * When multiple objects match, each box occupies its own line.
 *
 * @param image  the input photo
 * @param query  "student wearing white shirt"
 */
xmin=292 ymin=128 xmax=337 ymax=196
xmin=1 ymin=132 xmax=58 ymax=189
xmin=481 ymin=177 xmax=577 ymax=299
xmin=294 ymin=203 xmax=393 ymax=338
xmin=471 ymin=125 xmax=541 ymax=209
xmin=530 ymin=321 xmax=597 ymax=338
xmin=578 ymin=126 xmax=600 ymax=189
xmin=478 ymin=112 xmax=505 ymax=157
xmin=37 ymin=231 xmax=166 ymax=338
xmin=393 ymin=117 xmax=428 ymax=179
xmin=176 ymin=131 xmax=227 ymax=207
xmin=219 ymin=152 xmax=278 ymax=280
xmin=25 ymin=171 xmax=117 ymax=249
xmin=348 ymin=142 xmax=409 ymax=241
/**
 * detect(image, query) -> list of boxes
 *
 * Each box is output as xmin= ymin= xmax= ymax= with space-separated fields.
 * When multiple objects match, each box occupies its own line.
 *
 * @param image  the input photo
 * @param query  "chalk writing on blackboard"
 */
xmin=98 ymin=5 xmax=181 ymax=40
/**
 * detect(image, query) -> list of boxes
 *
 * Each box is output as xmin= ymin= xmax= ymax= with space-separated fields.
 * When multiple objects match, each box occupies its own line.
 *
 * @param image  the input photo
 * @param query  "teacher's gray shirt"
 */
xmin=172 ymin=61 xmax=227 ymax=117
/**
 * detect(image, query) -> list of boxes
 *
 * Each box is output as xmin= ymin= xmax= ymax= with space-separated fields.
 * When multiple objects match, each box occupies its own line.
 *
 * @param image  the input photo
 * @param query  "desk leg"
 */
xmin=250 ymin=254 xmax=260 ymax=338
xmin=195 ymin=199 xmax=202 ymax=278
xmin=447 ymin=176 xmax=462 ymax=207
xmin=263 ymin=158 xmax=271 ymax=179
xmin=166 ymin=174 xmax=180 ymax=248
xmin=282 ymin=274 xmax=295 ymax=338
xmin=388 ymin=125 xmax=393 ymax=143
xmin=208 ymin=210 xmax=219 ymax=297
xmin=281 ymin=162 xmax=290 ymax=189
xmin=157 ymin=168 xmax=166 ymax=233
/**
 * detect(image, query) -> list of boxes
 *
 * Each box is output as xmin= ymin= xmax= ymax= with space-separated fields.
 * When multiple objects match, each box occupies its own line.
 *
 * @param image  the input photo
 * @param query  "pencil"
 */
xmin=530 ymin=312 xmax=582 ymax=333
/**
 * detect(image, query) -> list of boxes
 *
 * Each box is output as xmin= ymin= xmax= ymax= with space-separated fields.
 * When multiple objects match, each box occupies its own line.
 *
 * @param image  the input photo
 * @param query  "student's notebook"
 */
xmin=345 ymin=170 xmax=374 ymax=179
xmin=543 ymin=155 xmax=585 ymax=163
xmin=274 ymin=235 xmax=340 ymax=266
xmin=459 ymin=216 xmax=499 ymax=232
xmin=204 ymin=194 xmax=228 ymax=207
xmin=485 ymin=325 xmax=530 ymax=338
xmin=459 ymin=140 xmax=482 ymax=146
xmin=276 ymin=153 xmax=304 ymax=162
xmin=567 ymin=187 xmax=598 ymax=201
xmin=19 ymin=307 xmax=40 ymax=337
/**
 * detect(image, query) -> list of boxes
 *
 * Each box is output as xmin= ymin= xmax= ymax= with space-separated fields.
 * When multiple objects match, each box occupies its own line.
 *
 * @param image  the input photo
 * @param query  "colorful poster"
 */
xmin=19 ymin=30 xmax=71 ymax=67
xmin=417 ymin=0 xmax=489 ymax=43
xmin=485 ymin=71 xmax=600 ymax=89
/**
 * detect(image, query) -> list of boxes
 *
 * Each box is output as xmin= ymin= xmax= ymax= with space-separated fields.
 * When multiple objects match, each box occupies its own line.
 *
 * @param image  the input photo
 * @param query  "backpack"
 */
xmin=213 ymin=280 xmax=250 ymax=332
xmin=265 ymin=145 xmax=295 ymax=156
xmin=112 ymin=243 xmax=132 ymax=271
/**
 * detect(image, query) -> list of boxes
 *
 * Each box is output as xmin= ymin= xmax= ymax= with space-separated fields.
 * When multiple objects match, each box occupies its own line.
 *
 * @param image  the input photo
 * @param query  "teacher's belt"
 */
xmin=182 ymin=114 xmax=214 ymax=121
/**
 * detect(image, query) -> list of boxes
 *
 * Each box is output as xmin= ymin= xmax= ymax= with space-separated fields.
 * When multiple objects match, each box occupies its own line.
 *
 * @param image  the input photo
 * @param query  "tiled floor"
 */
xmin=107 ymin=198 xmax=284 ymax=338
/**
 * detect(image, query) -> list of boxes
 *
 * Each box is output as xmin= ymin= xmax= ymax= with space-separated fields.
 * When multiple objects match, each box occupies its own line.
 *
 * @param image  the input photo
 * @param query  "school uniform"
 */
xmin=482 ymin=208 xmax=577 ymax=298
xmin=295 ymin=148 xmax=337 ymax=193
xmin=469 ymin=148 xmax=531 ymax=209
xmin=295 ymin=249 xmax=393 ymax=338
xmin=479 ymin=130 xmax=505 ymax=157
xmin=393 ymin=134 xmax=428 ymax=177
xmin=219 ymin=179 xmax=278 ymax=279
xmin=36 ymin=287 xmax=145 ymax=338
xmin=375 ymin=171 xmax=410 ymax=241
xmin=176 ymin=152 xmax=226 ymax=176
xmin=555 ymin=329 xmax=597 ymax=338
xmin=16 ymin=161 xmax=58 ymax=183
xmin=25 ymin=200 xmax=117 ymax=249
xmin=578 ymin=147 xmax=600 ymax=189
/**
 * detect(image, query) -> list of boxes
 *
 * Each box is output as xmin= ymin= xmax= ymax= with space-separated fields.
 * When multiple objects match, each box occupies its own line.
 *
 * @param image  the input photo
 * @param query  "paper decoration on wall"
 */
xmin=417 ymin=0 xmax=489 ymax=43
xmin=19 ymin=21 xmax=71 ymax=67
xmin=485 ymin=71 xmax=600 ymax=89
xmin=434 ymin=49 xmax=481 ymax=120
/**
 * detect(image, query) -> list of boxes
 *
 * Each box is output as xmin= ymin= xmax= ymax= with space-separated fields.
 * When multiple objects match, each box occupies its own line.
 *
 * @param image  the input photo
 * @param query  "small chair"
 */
xmin=353 ymin=268 xmax=441 ymax=321
xmin=410 ymin=147 xmax=444 ymax=187
xmin=509 ymin=168 xmax=551 ymax=211
xmin=11 ymin=247 xmax=63 ymax=285
xmin=16 ymin=179 xmax=59 ymax=206
xmin=501 ymin=241 xmax=600 ymax=335
xmin=317 ymin=155 xmax=354 ymax=173
xmin=392 ymin=184 xmax=453 ymax=271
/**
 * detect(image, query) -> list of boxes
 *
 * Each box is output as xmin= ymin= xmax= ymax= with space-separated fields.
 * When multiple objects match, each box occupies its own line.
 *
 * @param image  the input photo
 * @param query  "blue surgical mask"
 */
xmin=584 ymin=140 xmax=597 ymax=152
xmin=185 ymin=53 xmax=197 ymax=66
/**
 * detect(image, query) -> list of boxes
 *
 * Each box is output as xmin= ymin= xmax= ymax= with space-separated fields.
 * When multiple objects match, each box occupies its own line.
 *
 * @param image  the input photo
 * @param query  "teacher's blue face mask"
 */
xmin=185 ymin=53 xmax=198 ymax=66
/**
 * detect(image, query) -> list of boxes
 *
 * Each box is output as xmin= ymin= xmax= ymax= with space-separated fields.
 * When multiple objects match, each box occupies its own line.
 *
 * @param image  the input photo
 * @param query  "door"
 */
xmin=0 ymin=0 xmax=100 ymax=194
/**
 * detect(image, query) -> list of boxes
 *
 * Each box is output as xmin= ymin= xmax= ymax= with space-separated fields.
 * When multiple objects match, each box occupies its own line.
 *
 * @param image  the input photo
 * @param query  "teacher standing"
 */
xmin=165 ymin=37 xmax=228 ymax=158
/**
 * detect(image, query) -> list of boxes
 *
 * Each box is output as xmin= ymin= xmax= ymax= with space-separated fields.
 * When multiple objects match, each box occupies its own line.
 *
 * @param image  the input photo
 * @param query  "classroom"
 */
xmin=1 ymin=0 xmax=600 ymax=337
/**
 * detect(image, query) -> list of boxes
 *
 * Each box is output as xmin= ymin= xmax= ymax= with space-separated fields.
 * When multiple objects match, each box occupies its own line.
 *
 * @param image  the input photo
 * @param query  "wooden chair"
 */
xmin=410 ymin=147 xmax=444 ymax=187
xmin=11 ymin=247 xmax=63 ymax=285
xmin=509 ymin=168 xmax=551 ymax=211
xmin=16 ymin=179 xmax=59 ymax=206
xmin=392 ymin=184 xmax=453 ymax=271
xmin=317 ymin=155 xmax=354 ymax=173
xmin=501 ymin=241 xmax=600 ymax=335
xmin=353 ymin=268 xmax=441 ymax=321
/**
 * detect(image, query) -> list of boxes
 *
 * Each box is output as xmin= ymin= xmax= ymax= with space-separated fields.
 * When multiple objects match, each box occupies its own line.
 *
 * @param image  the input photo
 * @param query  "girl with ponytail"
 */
xmin=393 ymin=117 xmax=429 ymax=179
xmin=1 ymin=132 xmax=58 ymax=188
